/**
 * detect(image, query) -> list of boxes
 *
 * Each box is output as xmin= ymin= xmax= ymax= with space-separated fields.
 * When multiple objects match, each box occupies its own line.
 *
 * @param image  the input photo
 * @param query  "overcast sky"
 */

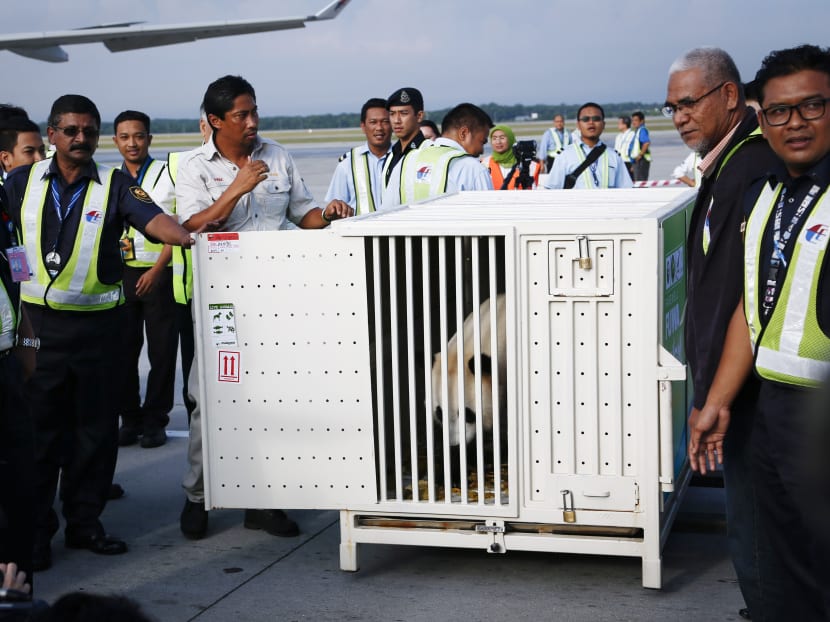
xmin=2 ymin=0 xmax=828 ymax=123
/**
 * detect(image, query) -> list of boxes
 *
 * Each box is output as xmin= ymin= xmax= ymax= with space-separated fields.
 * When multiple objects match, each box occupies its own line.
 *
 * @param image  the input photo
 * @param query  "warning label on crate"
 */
xmin=209 ymin=303 xmax=237 ymax=347
xmin=207 ymin=232 xmax=240 ymax=254
xmin=218 ymin=350 xmax=240 ymax=383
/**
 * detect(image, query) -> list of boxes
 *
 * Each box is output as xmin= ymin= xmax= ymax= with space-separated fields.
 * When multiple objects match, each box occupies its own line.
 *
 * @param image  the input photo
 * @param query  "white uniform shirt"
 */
xmin=543 ymin=140 xmax=633 ymax=189
xmin=176 ymin=135 xmax=317 ymax=231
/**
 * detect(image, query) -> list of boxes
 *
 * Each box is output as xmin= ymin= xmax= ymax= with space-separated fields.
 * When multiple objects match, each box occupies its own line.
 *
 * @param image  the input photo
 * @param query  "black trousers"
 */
xmin=752 ymin=381 xmax=830 ymax=621
xmin=632 ymin=158 xmax=650 ymax=182
xmin=25 ymin=304 xmax=124 ymax=540
xmin=120 ymin=266 xmax=177 ymax=431
xmin=0 ymin=351 xmax=34 ymax=579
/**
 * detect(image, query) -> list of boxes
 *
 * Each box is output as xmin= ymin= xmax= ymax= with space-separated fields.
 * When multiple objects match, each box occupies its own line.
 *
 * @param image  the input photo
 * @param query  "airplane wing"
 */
xmin=0 ymin=0 xmax=350 ymax=63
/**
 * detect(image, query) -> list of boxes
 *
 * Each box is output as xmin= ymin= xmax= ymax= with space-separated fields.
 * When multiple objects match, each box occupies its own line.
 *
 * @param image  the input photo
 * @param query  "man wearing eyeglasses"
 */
xmin=664 ymin=48 xmax=779 ymax=620
xmin=3 ymin=94 xmax=195 ymax=571
xmin=699 ymin=44 xmax=830 ymax=621
xmin=543 ymin=102 xmax=632 ymax=189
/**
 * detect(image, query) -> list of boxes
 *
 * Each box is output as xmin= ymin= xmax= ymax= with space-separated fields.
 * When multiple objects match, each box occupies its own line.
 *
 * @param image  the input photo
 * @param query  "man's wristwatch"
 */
xmin=19 ymin=337 xmax=40 ymax=350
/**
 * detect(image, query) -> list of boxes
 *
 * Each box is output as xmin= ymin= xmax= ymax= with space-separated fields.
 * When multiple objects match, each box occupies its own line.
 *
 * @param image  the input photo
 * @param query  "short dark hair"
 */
xmin=440 ymin=103 xmax=493 ymax=134
xmin=202 ymin=75 xmax=256 ymax=127
xmin=420 ymin=119 xmax=440 ymax=136
xmin=48 ymin=94 xmax=100 ymax=129
xmin=0 ymin=117 xmax=41 ymax=152
xmin=631 ymin=111 xmax=645 ymax=122
xmin=0 ymin=104 xmax=29 ymax=122
xmin=360 ymin=98 xmax=388 ymax=123
xmin=113 ymin=110 xmax=151 ymax=135
xmin=577 ymin=102 xmax=605 ymax=120
xmin=754 ymin=44 xmax=830 ymax=105
xmin=618 ymin=115 xmax=631 ymax=128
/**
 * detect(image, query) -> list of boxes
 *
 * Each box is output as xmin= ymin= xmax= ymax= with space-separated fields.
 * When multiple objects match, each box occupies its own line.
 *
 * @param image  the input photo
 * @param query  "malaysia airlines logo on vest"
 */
xmin=85 ymin=210 xmax=103 ymax=224
xmin=416 ymin=166 xmax=432 ymax=182
xmin=805 ymin=223 xmax=828 ymax=244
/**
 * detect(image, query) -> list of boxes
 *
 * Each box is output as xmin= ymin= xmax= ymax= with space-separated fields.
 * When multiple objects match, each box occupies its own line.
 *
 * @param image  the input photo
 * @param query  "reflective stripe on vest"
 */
xmin=573 ymin=144 xmax=610 ymax=189
xmin=702 ymin=127 xmax=764 ymax=255
xmin=616 ymin=129 xmax=634 ymax=163
xmin=125 ymin=158 xmax=168 ymax=267
xmin=168 ymin=151 xmax=193 ymax=304
xmin=546 ymin=128 xmax=571 ymax=158
xmin=400 ymin=144 xmax=468 ymax=204
xmin=0 ymin=279 xmax=16 ymax=351
xmin=630 ymin=126 xmax=652 ymax=162
xmin=20 ymin=160 xmax=121 ymax=310
xmin=744 ymin=182 xmax=830 ymax=386
xmin=350 ymin=147 xmax=376 ymax=215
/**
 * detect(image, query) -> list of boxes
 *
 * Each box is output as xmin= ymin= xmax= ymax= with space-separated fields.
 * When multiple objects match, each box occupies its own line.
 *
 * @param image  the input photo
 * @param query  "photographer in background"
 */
xmin=481 ymin=125 xmax=540 ymax=190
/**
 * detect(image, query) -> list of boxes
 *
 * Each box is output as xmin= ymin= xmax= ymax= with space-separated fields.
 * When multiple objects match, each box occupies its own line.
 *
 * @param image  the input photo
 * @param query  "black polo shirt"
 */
xmin=685 ymin=109 xmax=780 ymax=410
xmin=746 ymin=153 xmax=830 ymax=336
xmin=384 ymin=130 xmax=427 ymax=186
xmin=4 ymin=158 xmax=163 ymax=286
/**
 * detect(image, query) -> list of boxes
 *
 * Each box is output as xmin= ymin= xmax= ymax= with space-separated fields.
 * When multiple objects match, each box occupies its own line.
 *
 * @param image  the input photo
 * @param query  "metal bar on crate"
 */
xmin=404 ymin=237 xmax=419 ymax=499
xmin=489 ymin=236 xmax=503 ymax=504
xmin=438 ymin=238 xmax=451 ymax=503
xmin=421 ymin=237 xmax=435 ymax=503
xmin=372 ymin=237 xmax=387 ymax=501
xmin=389 ymin=239 xmax=403 ymax=500
xmin=471 ymin=237 xmax=485 ymax=505
xmin=455 ymin=236 xmax=468 ymax=503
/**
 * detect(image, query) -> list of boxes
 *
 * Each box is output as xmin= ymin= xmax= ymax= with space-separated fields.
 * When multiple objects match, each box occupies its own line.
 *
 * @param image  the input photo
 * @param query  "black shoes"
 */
xmin=140 ymin=428 xmax=167 ymax=448
xmin=64 ymin=532 xmax=128 ymax=555
xmin=243 ymin=509 xmax=299 ymax=537
xmin=118 ymin=426 xmax=141 ymax=447
xmin=180 ymin=499 xmax=208 ymax=539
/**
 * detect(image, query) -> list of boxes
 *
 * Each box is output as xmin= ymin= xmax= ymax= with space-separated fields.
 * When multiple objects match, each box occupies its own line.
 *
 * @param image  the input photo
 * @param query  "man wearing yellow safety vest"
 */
xmin=383 ymin=87 xmax=427 ymax=187
xmin=543 ymin=103 xmax=632 ymax=190
xmin=537 ymin=114 xmax=573 ymax=173
xmin=697 ymin=44 xmax=830 ymax=621
xmin=381 ymin=102 xmax=493 ymax=208
xmin=3 ymin=94 xmax=195 ymax=571
xmin=324 ymin=98 xmax=392 ymax=215
xmin=175 ymin=75 xmax=351 ymax=542
xmin=665 ymin=48 xmax=779 ymax=621
xmin=112 ymin=110 xmax=178 ymax=450
xmin=628 ymin=111 xmax=651 ymax=181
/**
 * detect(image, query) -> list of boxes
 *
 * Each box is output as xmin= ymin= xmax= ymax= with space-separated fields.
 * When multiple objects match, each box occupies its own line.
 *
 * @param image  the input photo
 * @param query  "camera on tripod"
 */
xmin=510 ymin=140 xmax=537 ymax=190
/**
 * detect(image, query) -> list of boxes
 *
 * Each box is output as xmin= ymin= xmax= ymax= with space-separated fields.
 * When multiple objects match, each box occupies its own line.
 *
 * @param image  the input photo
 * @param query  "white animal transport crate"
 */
xmin=194 ymin=188 xmax=696 ymax=588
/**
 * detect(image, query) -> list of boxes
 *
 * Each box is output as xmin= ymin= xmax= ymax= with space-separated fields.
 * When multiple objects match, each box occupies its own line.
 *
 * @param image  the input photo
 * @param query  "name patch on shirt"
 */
xmin=129 ymin=186 xmax=153 ymax=203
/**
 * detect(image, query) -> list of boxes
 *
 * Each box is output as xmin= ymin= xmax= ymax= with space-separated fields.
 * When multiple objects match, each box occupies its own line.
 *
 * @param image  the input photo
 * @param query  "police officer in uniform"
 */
xmin=3 ymin=94 xmax=194 ymax=571
xmin=383 ymin=87 xmax=427 ymax=186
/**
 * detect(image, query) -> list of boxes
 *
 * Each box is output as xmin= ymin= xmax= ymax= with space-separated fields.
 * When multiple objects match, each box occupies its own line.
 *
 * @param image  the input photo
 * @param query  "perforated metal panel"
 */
xmin=192 ymin=230 xmax=376 ymax=509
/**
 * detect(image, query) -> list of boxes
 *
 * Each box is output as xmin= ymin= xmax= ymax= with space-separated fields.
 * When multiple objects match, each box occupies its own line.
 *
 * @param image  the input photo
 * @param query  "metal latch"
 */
xmin=476 ymin=520 xmax=506 ymax=553
xmin=577 ymin=235 xmax=592 ymax=270
xmin=561 ymin=489 xmax=576 ymax=523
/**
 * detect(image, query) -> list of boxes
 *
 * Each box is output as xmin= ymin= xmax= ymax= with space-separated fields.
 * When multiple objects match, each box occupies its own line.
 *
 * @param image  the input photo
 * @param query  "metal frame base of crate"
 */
xmin=339 ymin=466 xmax=691 ymax=589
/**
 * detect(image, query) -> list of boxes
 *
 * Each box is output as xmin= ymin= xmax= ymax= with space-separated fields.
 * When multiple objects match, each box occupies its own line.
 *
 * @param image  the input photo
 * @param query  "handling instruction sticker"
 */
xmin=209 ymin=303 xmax=238 ymax=347
xmin=218 ymin=350 xmax=240 ymax=383
xmin=207 ymin=232 xmax=240 ymax=254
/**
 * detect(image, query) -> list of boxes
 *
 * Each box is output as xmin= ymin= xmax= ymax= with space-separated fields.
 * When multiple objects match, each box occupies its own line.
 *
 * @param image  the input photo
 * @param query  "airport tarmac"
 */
xmin=28 ymin=130 xmax=747 ymax=622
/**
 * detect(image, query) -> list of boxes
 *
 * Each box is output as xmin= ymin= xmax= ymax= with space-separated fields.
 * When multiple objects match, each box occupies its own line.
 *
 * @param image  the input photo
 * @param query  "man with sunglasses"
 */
xmin=3 ymin=94 xmax=194 ymax=571
xmin=543 ymin=102 xmax=632 ymax=189
xmin=664 ymin=48 xmax=779 ymax=620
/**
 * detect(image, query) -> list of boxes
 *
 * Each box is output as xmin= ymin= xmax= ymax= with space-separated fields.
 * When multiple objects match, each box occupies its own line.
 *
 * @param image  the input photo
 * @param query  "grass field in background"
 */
xmin=149 ymin=116 xmax=677 ymax=150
